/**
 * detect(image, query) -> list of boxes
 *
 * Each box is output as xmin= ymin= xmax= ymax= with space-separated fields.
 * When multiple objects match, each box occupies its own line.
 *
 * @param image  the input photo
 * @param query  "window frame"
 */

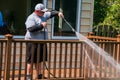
xmin=51 ymin=0 xmax=82 ymax=40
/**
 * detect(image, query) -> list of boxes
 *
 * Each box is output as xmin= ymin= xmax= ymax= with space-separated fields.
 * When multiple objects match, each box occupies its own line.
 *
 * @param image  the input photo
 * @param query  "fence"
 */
xmin=93 ymin=25 xmax=120 ymax=37
xmin=88 ymin=32 xmax=120 ymax=42
xmin=0 ymin=34 xmax=120 ymax=80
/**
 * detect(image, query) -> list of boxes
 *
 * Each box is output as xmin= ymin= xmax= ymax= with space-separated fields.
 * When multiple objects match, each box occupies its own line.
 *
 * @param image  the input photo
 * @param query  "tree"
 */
xmin=93 ymin=0 xmax=108 ymax=26
xmin=103 ymin=0 xmax=120 ymax=28
xmin=93 ymin=0 xmax=120 ymax=34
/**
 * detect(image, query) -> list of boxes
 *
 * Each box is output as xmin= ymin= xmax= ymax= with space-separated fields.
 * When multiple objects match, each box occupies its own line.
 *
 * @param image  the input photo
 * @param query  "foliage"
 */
xmin=94 ymin=0 xmax=120 ymax=34
xmin=93 ymin=0 xmax=108 ymax=26
xmin=103 ymin=0 xmax=120 ymax=28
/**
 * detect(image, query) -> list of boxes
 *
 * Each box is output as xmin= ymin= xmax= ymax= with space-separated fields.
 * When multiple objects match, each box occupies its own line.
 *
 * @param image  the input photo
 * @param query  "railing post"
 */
xmin=117 ymin=34 xmax=120 ymax=42
xmin=88 ymin=32 xmax=94 ymax=37
xmin=4 ymin=34 xmax=13 ymax=80
xmin=116 ymin=34 xmax=120 ymax=65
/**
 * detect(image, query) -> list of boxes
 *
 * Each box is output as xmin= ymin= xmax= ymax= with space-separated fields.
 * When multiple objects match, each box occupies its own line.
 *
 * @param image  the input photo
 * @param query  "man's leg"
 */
xmin=26 ymin=43 xmax=32 ymax=80
xmin=26 ymin=63 xmax=32 ymax=80
xmin=27 ymin=63 xmax=31 ymax=75
xmin=35 ymin=63 xmax=42 ymax=79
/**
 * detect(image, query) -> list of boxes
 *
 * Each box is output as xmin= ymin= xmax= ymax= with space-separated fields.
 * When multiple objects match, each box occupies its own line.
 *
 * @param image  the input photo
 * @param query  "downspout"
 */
xmin=42 ymin=0 xmax=48 ymax=40
xmin=43 ymin=0 xmax=48 ymax=7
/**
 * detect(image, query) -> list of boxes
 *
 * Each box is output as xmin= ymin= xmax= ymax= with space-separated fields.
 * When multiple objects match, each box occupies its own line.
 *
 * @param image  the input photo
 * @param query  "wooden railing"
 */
xmin=87 ymin=32 xmax=120 ymax=42
xmin=0 ymin=34 xmax=120 ymax=80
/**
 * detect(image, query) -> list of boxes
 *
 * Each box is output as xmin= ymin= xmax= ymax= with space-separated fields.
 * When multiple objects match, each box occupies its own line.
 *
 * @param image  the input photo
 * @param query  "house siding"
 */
xmin=81 ymin=0 xmax=94 ymax=35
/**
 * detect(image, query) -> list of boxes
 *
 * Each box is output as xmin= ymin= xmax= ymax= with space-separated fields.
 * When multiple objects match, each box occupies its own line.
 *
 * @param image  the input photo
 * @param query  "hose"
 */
xmin=43 ymin=17 xmax=75 ymax=79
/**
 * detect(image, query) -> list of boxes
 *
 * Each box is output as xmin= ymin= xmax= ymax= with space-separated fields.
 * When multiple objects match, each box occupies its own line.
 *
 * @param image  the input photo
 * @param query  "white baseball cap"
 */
xmin=35 ymin=3 xmax=48 ymax=12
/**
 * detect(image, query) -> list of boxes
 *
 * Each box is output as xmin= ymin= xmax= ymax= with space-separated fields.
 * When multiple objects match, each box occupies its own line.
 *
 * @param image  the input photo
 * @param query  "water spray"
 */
xmin=44 ymin=16 xmax=120 ymax=79
xmin=62 ymin=17 xmax=120 ymax=78
xmin=62 ymin=17 xmax=98 ymax=76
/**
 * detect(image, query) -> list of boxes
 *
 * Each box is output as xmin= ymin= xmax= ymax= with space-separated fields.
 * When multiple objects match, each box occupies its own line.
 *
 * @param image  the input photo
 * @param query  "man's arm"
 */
xmin=27 ymin=22 xmax=47 ymax=32
xmin=50 ymin=10 xmax=64 ymax=18
xmin=50 ymin=10 xmax=59 ymax=18
xmin=27 ymin=24 xmax=43 ymax=32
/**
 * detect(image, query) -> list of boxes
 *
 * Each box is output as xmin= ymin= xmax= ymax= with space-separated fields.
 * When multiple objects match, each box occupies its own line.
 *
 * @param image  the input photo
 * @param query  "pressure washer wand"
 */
xmin=62 ymin=17 xmax=76 ymax=32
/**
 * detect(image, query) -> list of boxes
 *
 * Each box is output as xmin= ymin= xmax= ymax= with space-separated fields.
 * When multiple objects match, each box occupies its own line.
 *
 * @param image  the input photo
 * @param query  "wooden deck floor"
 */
xmin=1 ymin=69 xmax=84 ymax=80
xmin=0 ymin=69 xmax=120 ymax=80
xmin=1 ymin=68 xmax=120 ymax=80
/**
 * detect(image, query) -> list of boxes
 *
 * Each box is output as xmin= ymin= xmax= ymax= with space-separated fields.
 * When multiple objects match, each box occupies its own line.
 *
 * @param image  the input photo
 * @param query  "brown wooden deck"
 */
xmin=1 ymin=69 xmax=85 ymax=80
xmin=0 ymin=34 xmax=120 ymax=80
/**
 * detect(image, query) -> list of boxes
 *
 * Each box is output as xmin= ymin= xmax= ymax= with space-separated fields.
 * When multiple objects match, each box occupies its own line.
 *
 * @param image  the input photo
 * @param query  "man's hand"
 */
xmin=58 ymin=12 xmax=64 ymax=18
xmin=41 ymin=22 xmax=47 ymax=27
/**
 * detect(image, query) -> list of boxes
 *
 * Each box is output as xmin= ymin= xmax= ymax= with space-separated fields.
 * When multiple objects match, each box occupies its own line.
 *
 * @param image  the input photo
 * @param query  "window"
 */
xmin=51 ymin=0 xmax=82 ymax=39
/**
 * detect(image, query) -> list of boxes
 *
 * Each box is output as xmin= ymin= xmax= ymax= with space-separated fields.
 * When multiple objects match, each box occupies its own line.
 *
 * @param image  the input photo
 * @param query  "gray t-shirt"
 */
xmin=25 ymin=12 xmax=51 ymax=40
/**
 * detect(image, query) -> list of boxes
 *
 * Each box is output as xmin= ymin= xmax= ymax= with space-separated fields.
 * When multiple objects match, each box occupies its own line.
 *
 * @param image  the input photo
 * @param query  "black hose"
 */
xmin=43 ymin=17 xmax=75 ymax=79
xmin=43 ymin=28 xmax=59 ymax=79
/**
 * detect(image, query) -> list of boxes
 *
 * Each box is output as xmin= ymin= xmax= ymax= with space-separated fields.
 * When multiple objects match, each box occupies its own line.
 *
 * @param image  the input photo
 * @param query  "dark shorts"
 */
xmin=27 ymin=43 xmax=47 ymax=63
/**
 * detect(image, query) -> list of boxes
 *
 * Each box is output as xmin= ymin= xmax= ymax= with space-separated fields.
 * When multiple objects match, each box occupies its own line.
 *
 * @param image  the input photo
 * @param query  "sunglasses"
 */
xmin=38 ymin=11 xmax=45 ymax=14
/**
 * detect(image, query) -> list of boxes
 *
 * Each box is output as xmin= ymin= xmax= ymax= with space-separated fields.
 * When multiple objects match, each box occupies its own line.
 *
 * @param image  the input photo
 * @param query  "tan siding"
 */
xmin=83 ymin=0 xmax=94 ymax=3
xmin=81 ymin=18 xmax=91 ymax=26
xmin=82 ymin=3 xmax=91 ymax=10
xmin=81 ymin=0 xmax=94 ymax=33
xmin=81 ymin=10 xmax=91 ymax=18
xmin=81 ymin=25 xmax=92 ymax=32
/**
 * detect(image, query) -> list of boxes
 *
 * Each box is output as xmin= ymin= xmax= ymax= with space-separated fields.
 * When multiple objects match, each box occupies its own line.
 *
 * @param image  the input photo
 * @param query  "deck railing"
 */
xmin=88 ymin=32 xmax=120 ymax=42
xmin=0 ymin=34 xmax=120 ymax=80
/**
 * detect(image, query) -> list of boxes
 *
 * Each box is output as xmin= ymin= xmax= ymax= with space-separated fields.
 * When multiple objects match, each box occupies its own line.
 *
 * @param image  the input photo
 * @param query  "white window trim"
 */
xmin=51 ymin=0 xmax=82 ymax=40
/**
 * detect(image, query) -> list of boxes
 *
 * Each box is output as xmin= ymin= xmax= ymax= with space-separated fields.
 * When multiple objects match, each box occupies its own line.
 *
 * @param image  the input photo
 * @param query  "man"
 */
xmin=25 ymin=3 xmax=63 ymax=80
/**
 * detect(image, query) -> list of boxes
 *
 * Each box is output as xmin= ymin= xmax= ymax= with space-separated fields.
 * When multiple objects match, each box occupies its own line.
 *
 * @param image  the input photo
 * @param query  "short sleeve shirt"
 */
xmin=25 ymin=12 xmax=51 ymax=40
